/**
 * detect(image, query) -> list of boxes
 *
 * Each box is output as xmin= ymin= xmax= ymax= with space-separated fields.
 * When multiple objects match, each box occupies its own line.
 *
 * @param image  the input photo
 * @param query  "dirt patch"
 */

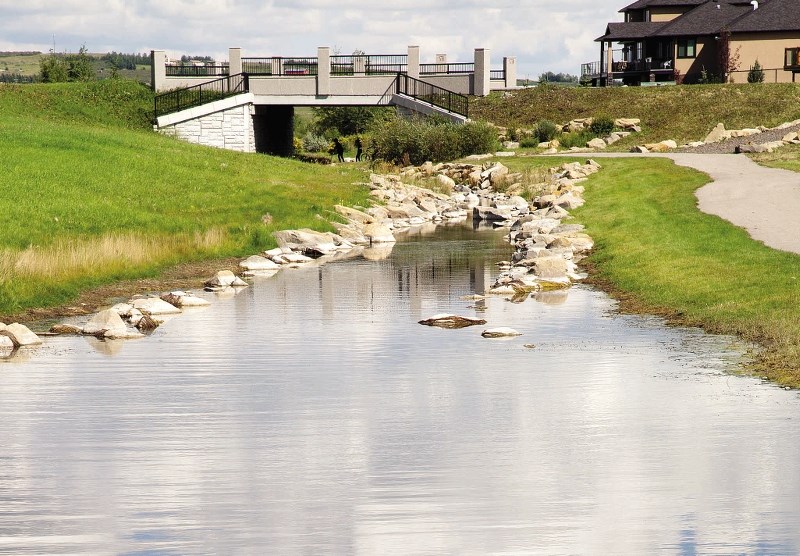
xmin=1 ymin=257 xmax=241 ymax=328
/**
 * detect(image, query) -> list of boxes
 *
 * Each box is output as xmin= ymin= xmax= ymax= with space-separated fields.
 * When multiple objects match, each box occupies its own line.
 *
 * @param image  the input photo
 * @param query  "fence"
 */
xmin=165 ymin=64 xmax=229 ymax=77
xmin=241 ymin=57 xmax=318 ymax=76
xmin=420 ymin=63 xmax=474 ymax=75
xmin=490 ymin=69 xmax=505 ymax=80
xmin=728 ymin=67 xmax=793 ymax=83
xmin=396 ymin=73 xmax=468 ymax=118
xmin=154 ymin=73 xmax=249 ymax=118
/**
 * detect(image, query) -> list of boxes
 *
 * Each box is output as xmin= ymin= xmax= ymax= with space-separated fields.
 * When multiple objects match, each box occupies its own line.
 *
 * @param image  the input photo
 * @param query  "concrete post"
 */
xmin=229 ymin=47 xmax=242 ymax=75
xmin=504 ymin=56 xmax=517 ymax=88
xmin=408 ymin=45 xmax=420 ymax=79
xmin=151 ymin=50 xmax=167 ymax=91
xmin=436 ymin=53 xmax=447 ymax=73
xmin=474 ymin=48 xmax=490 ymax=96
xmin=317 ymin=46 xmax=330 ymax=96
xmin=354 ymin=54 xmax=366 ymax=75
xmin=606 ymin=43 xmax=613 ymax=85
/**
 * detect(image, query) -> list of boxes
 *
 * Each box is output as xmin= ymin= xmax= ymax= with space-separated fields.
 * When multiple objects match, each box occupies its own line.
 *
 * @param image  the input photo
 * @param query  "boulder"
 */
xmin=630 ymin=145 xmax=650 ymax=154
xmin=362 ymin=222 xmax=396 ymax=244
xmin=0 ymin=323 xmax=43 ymax=346
xmin=83 ymin=309 xmax=133 ymax=337
xmin=49 ymin=323 xmax=84 ymax=335
xmin=240 ymin=255 xmax=280 ymax=271
xmin=273 ymin=229 xmax=339 ymax=256
xmin=481 ymin=327 xmax=523 ymax=338
xmin=334 ymin=205 xmax=374 ymax=225
xmin=615 ymin=118 xmax=641 ymax=129
xmin=131 ymin=297 xmax=182 ymax=315
xmin=204 ymin=270 xmax=248 ymax=289
xmin=782 ymin=131 xmax=799 ymax=142
xmin=418 ymin=314 xmax=487 ymax=329
xmin=587 ymin=138 xmax=607 ymax=150
xmin=473 ymin=206 xmax=514 ymax=222
xmin=436 ymin=174 xmax=456 ymax=191
xmin=532 ymin=256 xmax=570 ymax=282
xmin=161 ymin=291 xmax=211 ymax=308
xmin=704 ymin=123 xmax=726 ymax=144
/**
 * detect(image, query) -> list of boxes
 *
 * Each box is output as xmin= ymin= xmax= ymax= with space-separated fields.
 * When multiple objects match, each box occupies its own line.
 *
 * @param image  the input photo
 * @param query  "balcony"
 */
xmin=582 ymin=55 xmax=673 ymax=79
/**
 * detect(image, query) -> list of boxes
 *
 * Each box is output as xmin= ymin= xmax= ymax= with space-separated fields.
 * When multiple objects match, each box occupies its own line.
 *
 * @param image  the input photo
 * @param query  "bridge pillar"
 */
xmin=504 ymin=56 xmax=517 ymax=89
xmin=229 ymin=47 xmax=242 ymax=75
xmin=253 ymin=105 xmax=295 ymax=157
xmin=474 ymin=48 xmax=490 ymax=96
xmin=408 ymin=46 xmax=420 ymax=79
xmin=318 ymin=47 xmax=331 ymax=96
xmin=151 ymin=50 xmax=167 ymax=91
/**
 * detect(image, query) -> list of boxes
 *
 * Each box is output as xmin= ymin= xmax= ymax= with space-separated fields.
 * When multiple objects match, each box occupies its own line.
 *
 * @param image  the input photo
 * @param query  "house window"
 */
xmin=677 ymin=38 xmax=696 ymax=58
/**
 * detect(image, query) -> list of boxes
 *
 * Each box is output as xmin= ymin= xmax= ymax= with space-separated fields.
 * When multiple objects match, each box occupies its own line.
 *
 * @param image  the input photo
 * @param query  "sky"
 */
xmin=0 ymin=0 xmax=625 ymax=79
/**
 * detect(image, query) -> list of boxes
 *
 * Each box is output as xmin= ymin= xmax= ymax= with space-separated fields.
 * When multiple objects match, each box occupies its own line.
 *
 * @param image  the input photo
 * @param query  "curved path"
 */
xmin=582 ymin=152 xmax=800 ymax=255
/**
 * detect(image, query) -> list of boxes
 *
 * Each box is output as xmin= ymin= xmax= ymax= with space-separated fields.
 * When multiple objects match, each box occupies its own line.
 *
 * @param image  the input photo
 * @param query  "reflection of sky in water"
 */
xmin=0 ymin=224 xmax=798 ymax=554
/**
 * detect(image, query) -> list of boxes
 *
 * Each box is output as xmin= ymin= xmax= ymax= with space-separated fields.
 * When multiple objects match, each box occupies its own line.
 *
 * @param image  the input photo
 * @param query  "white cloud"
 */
xmin=0 ymin=0 xmax=624 ymax=76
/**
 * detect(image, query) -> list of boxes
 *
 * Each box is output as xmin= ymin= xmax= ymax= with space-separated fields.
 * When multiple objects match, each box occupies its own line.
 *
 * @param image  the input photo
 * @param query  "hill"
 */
xmin=471 ymin=83 xmax=800 ymax=146
xmin=0 ymin=80 xmax=369 ymax=317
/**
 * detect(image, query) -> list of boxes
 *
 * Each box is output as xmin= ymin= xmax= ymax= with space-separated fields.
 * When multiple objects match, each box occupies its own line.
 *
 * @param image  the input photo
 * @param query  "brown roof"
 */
xmin=729 ymin=0 xmax=800 ymax=32
xmin=620 ymin=0 xmax=704 ymax=13
xmin=596 ymin=21 xmax=669 ymax=41
xmin=653 ymin=0 xmax=752 ymax=36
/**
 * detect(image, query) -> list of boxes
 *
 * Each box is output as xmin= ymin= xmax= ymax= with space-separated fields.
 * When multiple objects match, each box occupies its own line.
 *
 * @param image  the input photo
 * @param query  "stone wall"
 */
xmin=159 ymin=103 xmax=255 ymax=153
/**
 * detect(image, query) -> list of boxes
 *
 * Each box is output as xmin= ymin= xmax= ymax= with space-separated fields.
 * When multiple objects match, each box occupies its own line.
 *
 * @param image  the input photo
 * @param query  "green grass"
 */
xmin=749 ymin=142 xmax=800 ymax=173
xmin=0 ymin=81 xmax=370 ymax=315
xmin=0 ymin=53 xmax=44 ymax=75
xmin=499 ymin=156 xmax=800 ymax=386
xmin=472 ymin=83 xmax=800 ymax=148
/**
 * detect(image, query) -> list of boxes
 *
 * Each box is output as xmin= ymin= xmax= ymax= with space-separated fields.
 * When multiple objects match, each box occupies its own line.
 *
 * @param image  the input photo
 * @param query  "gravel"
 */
xmin=674 ymin=122 xmax=800 ymax=154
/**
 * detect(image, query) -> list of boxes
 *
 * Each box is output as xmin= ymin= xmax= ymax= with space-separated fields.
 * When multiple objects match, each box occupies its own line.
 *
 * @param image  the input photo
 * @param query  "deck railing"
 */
xmin=166 ymin=64 xmax=229 ymax=77
xmin=490 ymin=69 xmax=505 ymax=80
xmin=582 ymin=61 xmax=602 ymax=76
xmin=154 ymin=73 xmax=249 ymax=118
xmin=396 ymin=73 xmax=468 ymax=118
xmin=366 ymin=55 xmax=408 ymax=75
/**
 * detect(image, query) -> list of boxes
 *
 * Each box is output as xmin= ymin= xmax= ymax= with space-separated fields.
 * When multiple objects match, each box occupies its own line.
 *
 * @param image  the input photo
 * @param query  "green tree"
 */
xmin=747 ymin=59 xmax=765 ymax=83
xmin=39 ymin=50 xmax=69 ymax=82
xmin=313 ymin=106 xmax=391 ymax=136
xmin=67 ymin=45 xmax=95 ymax=82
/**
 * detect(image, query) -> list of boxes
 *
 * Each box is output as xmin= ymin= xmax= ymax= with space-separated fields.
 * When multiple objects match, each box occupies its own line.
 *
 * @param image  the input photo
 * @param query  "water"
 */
xmin=1 ymin=224 xmax=799 ymax=555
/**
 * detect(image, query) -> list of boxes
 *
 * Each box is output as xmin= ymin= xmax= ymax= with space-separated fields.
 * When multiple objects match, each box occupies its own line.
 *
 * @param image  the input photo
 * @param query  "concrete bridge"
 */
xmin=151 ymin=46 xmax=516 ymax=155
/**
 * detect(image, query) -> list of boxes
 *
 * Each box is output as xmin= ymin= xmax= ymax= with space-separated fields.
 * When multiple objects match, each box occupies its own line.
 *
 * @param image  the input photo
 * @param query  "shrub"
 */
xmin=368 ymin=117 xmax=498 ymax=165
xmin=748 ymin=59 xmax=765 ymax=83
xmin=558 ymin=130 xmax=595 ymax=149
xmin=534 ymin=119 xmax=559 ymax=143
xmin=519 ymin=136 xmax=540 ymax=148
xmin=302 ymin=132 xmax=331 ymax=153
xmin=589 ymin=115 xmax=614 ymax=136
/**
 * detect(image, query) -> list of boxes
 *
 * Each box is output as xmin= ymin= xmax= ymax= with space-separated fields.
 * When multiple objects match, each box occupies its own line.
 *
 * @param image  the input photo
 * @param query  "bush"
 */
xmin=534 ymin=119 xmax=559 ymax=142
xmin=519 ymin=136 xmax=540 ymax=148
xmin=558 ymin=130 xmax=595 ymax=149
xmin=748 ymin=60 xmax=765 ymax=83
xmin=302 ymin=132 xmax=331 ymax=153
xmin=589 ymin=115 xmax=614 ymax=136
xmin=368 ymin=117 xmax=498 ymax=165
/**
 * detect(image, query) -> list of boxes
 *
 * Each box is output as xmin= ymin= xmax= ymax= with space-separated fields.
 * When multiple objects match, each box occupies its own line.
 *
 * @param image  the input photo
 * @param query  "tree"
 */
xmin=717 ymin=29 xmax=741 ymax=83
xmin=39 ymin=50 xmax=68 ymax=82
xmin=39 ymin=45 xmax=95 ymax=83
xmin=747 ymin=59 xmax=765 ymax=83
xmin=67 ymin=45 xmax=95 ymax=82
xmin=313 ymin=106 xmax=391 ymax=136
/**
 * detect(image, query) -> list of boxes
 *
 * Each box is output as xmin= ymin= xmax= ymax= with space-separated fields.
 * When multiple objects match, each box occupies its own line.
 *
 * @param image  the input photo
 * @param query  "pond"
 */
xmin=1 ymin=223 xmax=799 ymax=555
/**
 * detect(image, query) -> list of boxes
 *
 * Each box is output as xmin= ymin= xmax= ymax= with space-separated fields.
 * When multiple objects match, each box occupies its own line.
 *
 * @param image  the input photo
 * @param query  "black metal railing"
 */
xmin=396 ymin=74 xmax=468 ymax=118
xmin=331 ymin=55 xmax=356 ymax=75
xmin=165 ymin=64 xmax=229 ymax=77
xmin=241 ymin=57 xmax=318 ymax=76
xmin=420 ymin=62 xmax=475 ymax=75
xmin=490 ymin=69 xmax=505 ymax=80
xmin=786 ymin=48 xmax=800 ymax=70
xmin=154 ymin=73 xmax=249 ymax=118
xmin=366 ymin=55 xmax=408 ymax=75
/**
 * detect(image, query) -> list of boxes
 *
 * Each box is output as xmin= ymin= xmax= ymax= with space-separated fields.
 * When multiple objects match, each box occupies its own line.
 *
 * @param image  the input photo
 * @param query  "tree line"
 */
xmin=101 ymin=52 xmax=151 ymax=70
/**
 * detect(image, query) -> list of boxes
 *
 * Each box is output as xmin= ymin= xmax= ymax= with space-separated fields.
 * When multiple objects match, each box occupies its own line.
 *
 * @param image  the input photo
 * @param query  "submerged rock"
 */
xmin=481 ymin=327 xmax=523 ymax=338
xmin=418 ymin=314 xmax=487 ymax=329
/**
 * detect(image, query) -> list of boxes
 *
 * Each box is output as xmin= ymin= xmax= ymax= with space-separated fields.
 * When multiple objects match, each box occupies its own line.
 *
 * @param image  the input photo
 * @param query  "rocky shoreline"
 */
xmin=1 ymin=158 xmax=599 ymax=354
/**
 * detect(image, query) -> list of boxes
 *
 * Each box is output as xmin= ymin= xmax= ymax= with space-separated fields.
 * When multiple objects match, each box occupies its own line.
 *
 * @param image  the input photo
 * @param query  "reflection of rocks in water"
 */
xmin=85 ymin=336 xmax=125 ymax=357
xmin=533 ymin=290 xmax=570 ymax=305
xmin=214 ymin=286 xmax=245 ymax=300
xmin=0 ymin=336 xmax=14 ymax=349
xmin=507 ymin=291 xmax=530 ymax=304
xmin=242 ymin=269 xmax=280 ymax=280
xmin=0 ymin=346 xmax=17 ymax=360
xmin=362 ymin=244 xmax=395 ymax=261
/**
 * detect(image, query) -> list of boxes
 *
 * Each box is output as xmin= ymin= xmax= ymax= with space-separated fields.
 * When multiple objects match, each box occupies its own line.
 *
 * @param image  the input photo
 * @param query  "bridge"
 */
xmin=151 ymin=46 xmax=517 ymax=156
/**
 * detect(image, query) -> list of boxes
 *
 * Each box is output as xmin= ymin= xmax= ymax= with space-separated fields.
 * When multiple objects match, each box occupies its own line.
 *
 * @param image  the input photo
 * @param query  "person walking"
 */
xmin=355 ymin=137 xmax=363 ymax=162
xmin=333 ymin=138 xmax=345 ymax=162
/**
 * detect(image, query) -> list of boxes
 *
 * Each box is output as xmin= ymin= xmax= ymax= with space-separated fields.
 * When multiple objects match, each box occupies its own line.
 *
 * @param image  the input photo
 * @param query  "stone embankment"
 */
xmin=5 ymin=158 xmax=600 ymax=353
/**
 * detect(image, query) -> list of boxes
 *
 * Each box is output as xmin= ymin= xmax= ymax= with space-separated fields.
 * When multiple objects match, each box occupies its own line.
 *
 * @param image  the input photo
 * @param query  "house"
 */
xmin=582 ymin=0 xmax=800 ymax=85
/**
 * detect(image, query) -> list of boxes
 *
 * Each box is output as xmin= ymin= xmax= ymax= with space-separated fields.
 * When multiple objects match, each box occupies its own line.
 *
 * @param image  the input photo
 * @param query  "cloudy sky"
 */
xmin=0 ymin=0 xmax=624 ymax=78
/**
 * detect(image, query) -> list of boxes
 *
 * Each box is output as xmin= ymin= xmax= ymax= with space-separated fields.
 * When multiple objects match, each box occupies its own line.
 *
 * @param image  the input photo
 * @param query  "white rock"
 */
xmin=83 ymin=309 xmax=130 ymax=336
xmin=131 ymin=297 xmax=182 ymax=315
xmin=362 ymin=222 xmax=396 ymax=244
xmin=240 ymin=255 xmax=280 ymax=271
xmin=481 ymin=327 xmax=523 ymax=338
xmin=0 ymin=323 xmax=43 ymax=346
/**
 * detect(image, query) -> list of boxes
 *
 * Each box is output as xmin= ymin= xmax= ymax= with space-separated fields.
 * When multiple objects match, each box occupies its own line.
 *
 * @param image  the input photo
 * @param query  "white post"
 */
xmin=474 ymin=48 xmax=490 ymax=96
xmin=151 ymin=50 xmax=167 ymax=91
xmin=229 ymin=47 xmax=242 ymax=75
xmin=504 ymin=56 xmax=516 ymax=88
xmin=317 ymin=46 xmax=330 ymax=96
xmin=407 ymin=45 xmax=420 ymax=79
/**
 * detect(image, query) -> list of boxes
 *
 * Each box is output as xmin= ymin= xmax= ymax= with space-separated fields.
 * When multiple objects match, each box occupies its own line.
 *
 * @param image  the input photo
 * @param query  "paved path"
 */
xmin=578 ymin=152 xmax=800 ymax=255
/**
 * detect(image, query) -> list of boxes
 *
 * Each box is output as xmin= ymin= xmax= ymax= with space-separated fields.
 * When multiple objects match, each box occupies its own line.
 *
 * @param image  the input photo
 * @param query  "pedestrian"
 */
xmin=355 ymin=137 xmax=363 ymax=162
xmin=333 ymin=138 xmax=344 ymax=162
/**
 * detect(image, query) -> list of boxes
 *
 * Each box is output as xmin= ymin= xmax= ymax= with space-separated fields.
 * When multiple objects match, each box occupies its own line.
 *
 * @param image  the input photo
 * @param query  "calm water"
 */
xmin=1 ymin=224 xmax=799 ymax=555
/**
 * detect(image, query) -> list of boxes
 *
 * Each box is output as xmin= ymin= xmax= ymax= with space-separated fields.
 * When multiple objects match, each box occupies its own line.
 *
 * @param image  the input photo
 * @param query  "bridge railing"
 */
xmin=366 ymin=55 xmax=408 ymax=75
xmin=396 ymin=73 xmax=468 ymax=118
xmin=420 ymin=62 xmax=474 ymax=75
xmin=241 ymin=57 xmax=319 ymax=76
xmin=490 ymin=69 xmax=506 ymax=80
xmin=166 ymin=64 xmax=230 ymax=77
xmin=154 ymin=73 xmax=249 ymax=118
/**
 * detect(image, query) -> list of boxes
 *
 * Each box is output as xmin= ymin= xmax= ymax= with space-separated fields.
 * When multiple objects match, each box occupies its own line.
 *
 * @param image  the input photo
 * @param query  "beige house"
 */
xmin=582 ymin=0 xmax=800 ymax=85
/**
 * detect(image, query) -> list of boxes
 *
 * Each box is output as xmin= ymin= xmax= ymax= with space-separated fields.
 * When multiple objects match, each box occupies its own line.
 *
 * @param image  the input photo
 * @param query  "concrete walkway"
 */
xmin=578 ymin=152 xmax=800 ymax=255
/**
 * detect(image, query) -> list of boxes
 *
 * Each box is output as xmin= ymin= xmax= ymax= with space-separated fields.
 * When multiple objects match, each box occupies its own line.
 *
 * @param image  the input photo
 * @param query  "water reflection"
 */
xmin=0 ymin=224 xmax=798 ymax=554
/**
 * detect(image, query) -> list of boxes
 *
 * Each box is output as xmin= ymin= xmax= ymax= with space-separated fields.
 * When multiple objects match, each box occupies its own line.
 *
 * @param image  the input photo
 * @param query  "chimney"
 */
xmin=750 ymin=0 xmax=758 ymax=9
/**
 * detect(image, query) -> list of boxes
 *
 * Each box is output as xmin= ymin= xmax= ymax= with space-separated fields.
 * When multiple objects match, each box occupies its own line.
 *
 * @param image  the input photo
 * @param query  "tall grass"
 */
xmin=501 ymin=156 xmax=800 ymax=386
xmin=0 ymin=81 xmax=371 ymax=315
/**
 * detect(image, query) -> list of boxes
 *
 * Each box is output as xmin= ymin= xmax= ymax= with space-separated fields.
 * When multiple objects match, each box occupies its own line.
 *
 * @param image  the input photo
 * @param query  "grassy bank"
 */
xmin=0 ymin=81 xmax=370 ymax=317
xmin=500 ymin=156 xmax=800 ymax=386
xmin=472 ymin=83 xmax=800 ymax=147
